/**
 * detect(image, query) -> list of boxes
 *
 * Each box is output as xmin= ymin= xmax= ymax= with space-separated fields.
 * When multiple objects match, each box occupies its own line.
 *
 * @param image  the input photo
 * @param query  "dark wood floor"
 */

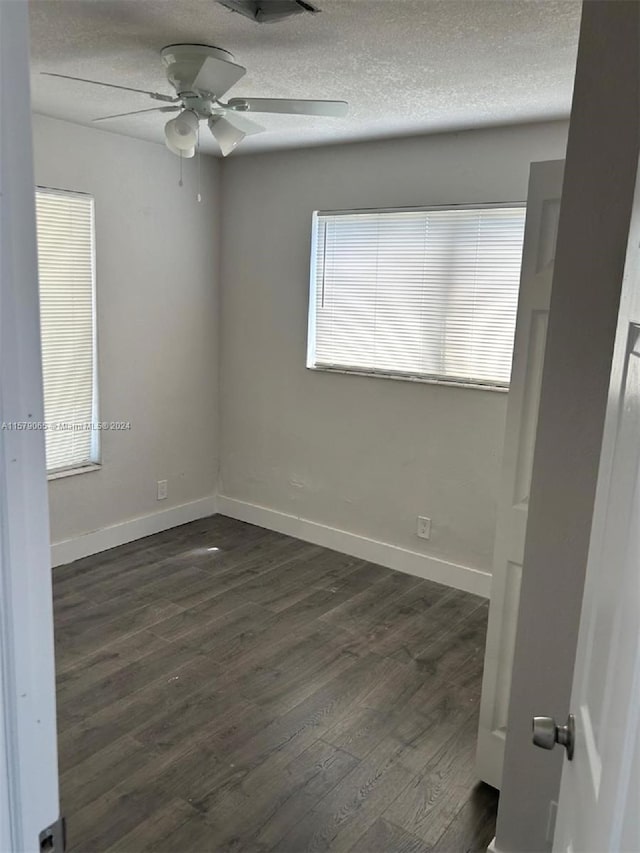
xmin=53 ymin=514 xmax=498 ymax=852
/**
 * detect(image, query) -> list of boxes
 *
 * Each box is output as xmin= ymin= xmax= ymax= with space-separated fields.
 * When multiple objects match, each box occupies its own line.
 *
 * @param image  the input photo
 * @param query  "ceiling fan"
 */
xmin=42 ymin=43 xmax=349 ymax=157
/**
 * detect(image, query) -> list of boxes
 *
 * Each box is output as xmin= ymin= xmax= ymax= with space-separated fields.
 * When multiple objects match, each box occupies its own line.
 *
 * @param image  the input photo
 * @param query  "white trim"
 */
xmin=307 ymin=364 xmax=509 ymax=393
xmin=485 ymin=838 xmax=520 ymax=853
xmin=50 ymin=492 xmax=491 ymax=598
xmin=51 ymin=495 xmax=217 ymax=567
xmin=0 ymin=2 xmax=61 ymax=845
xmin=47 ymin=462 xmax=101 ymax=481
xmin=317 ymin=201 xmax=527 ymax=217
xmin=215 ymin=494 xmax=491 ymax=598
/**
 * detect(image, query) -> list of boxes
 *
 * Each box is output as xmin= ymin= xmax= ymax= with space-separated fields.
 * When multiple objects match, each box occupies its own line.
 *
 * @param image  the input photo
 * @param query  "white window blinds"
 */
xmin=35 ymin=189 xmax=98 ymax=473
xmin=308 ymin=205 xmax=526 ymax=388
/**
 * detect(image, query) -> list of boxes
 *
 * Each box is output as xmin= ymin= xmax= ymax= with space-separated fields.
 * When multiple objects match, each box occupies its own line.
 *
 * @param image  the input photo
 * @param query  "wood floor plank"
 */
xmin=433 ymin=781 xmax=499 ymax=852
xmin=188 ymin=655 xmax=399 ymax=815
xmin=398 ymin=602 xmax=489 ymax=682
xmin=60 ymin=734 xmax=154 ymax=813
xmin=54 ymin=514 xmax=497 ymax=852
xmin=57 ymin=654 xmax=216 ymax=768
xmin=202 ymin=739 xmax=359 ymax=851
xmin=253 ymin=640 xmax=368 ymax=716
xmin=323 ymin=705 xmax=391 ymax=760
xmin=133 ymin=687 xmax=266 ymax=755
xmin=148 ymin=523 xmax=276 ymax=568
xmin=53 ymin=546 xmax=160 ymax=600
xmin=147 ymin=811 xmax=218 ymax=853
xmin=359 ymin=658 xmax=432 ymax=714
xmin=151 ymin=601 xmax=272 ymax=656
xmin=325 ymin=679 xmax=477 ymax=779
xmin=321 ymin=577 xmax=452 ymax=648
xmin=187 ymin=591 xmax=357 ymax=677
xmin=66 ymin=741 xmax=226 ymax=851
xmin=369 ymin=590 xmax=483 ymax=663
xmin=164 ymin=526 xmax=292 ymax=574
xmin=236 ymin=548 xmax=367 ymax=613
xmin=392 ymin=683 xmax=481 ymax=775
xmin=447 ymin=643 xmax=486 ymax=695
xmin=255 ymin=741 xmax=359 ymax=850
xmin=152 ymin=811 xmax=269 ymax=853
xmin=57 ymin=639 xmax=205 ymax=731
xmin=275 ymin=734 xmax=415 ymax=852
xmin=56 ymin=629 xmax=169 ymax=692
xmin=382 ymin=711 xmax=481 ymax=846
xmin=52 ymin=591 xmax=94 ymax=623
xmin=104 ymin=798 xmax=200 ymax=853
xmin=347 ymin=817 xmax=432 ymax=853
xmin=327 ymin=560 xmax=393 ymax=593
xmin=320 ymin=572 xmax=425 ymax=632
xmin=55 ymin=599 xmax=184 ymax=666
xmin=144 ymin=587 xmax=248 ymax=642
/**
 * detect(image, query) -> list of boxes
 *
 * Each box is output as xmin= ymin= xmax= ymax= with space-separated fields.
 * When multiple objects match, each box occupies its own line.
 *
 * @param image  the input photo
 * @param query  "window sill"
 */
xmin=47 ymin=463 xmax=102 ymax=481
xmin=307 ymin=365 xmax=509 ymax=393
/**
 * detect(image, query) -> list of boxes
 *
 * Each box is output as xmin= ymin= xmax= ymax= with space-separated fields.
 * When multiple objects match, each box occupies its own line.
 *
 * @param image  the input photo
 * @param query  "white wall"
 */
xmin=218 ymin=121 xmax=569 ymax=585
xmin=32 ymin=115 xmax=220 ymax=553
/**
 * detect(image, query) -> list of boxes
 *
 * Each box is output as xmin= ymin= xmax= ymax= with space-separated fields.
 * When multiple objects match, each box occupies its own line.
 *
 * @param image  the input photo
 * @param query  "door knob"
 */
xmin=532 ymin=714 xmax=575 ymax=760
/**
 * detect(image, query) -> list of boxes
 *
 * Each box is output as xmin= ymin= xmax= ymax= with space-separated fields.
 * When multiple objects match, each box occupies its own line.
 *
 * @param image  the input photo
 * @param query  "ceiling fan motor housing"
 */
xmin=161 ymin=43 xmax=234 ymax=109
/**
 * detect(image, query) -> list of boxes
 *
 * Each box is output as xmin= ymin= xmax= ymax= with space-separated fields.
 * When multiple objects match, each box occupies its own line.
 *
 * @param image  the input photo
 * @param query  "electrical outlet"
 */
xmin=157 ymin=479 xmax=168 ymax=501
xmin=417 ymin=516 xmax=431 ymax=540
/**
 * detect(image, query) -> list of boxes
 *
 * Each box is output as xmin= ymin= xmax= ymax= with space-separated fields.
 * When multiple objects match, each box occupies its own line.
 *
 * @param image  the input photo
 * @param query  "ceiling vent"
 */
xmin=217 ymin=1 xmax=320 ymax=23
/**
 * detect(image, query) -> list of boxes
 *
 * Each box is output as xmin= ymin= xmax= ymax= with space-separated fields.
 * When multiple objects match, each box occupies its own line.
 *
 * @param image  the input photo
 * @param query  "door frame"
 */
xmin=0 ymin=1 xmax=61 ymax=849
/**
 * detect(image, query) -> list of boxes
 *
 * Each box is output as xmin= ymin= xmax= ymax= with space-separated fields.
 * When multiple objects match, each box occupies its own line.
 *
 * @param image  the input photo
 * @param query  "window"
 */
xmin=35 ymin=188 xmax=98 ymax=474
xmin=307 ymin=204 xmax=526 ymax=389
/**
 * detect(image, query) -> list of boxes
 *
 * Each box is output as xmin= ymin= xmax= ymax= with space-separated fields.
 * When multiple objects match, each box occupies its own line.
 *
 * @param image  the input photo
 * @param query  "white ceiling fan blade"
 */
xmin=220 ymin=112 xmax=265 ymax=136
xmin=41 ymin=72 xmax=178 ymax=103
xmin=192 ymin=55 xmax=246 ymax=99
xmin=209 ymin=115 xmax=246 ymax=156
xmin=92 ymin=106 xmax=180 ymax=122
xmin=227 ymin=97 xmax=348 ymax=117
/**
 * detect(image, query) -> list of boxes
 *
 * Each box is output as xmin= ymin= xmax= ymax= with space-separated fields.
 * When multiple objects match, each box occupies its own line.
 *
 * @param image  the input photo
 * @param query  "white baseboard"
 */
xmin=51 ymin=495 xmax=218 ymax=568
xmin=52 ymin=493 xmax=492 ymax=598
xmin=216 ymin=495 xmax=491 ymax=598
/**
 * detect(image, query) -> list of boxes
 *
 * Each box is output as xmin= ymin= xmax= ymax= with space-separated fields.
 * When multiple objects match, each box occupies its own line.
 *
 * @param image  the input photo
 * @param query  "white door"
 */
xmin=477 ymin=159 xmax=565 ymax=789
xmin=552 ymin=151 xmax=640 ymax=853
xmin=0 ymin=2 xmax=61 ymax=851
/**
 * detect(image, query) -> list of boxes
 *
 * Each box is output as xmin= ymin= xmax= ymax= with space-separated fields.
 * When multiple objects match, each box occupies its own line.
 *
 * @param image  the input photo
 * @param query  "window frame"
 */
xmin=306 ymin=201 xmax=527 ymax=393
xmin=35 ymin=185 xmax=101 ymax=478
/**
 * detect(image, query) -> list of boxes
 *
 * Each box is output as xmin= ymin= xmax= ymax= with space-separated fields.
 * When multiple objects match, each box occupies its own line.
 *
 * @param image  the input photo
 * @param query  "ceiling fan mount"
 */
xmin=161 ymin=43 xmax=235 ymax=103
xmin=42 ymin=42 xmax=348 ymax=158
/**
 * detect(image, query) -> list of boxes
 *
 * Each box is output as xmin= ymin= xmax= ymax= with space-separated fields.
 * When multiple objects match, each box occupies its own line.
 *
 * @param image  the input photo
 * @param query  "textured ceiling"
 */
xmin=28 ymin=0 xmax=582 ymax=157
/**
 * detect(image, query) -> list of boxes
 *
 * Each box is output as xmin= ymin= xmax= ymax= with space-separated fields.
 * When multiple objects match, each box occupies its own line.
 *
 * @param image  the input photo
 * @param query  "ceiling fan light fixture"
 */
xmin=165 ymin=135 xmax=196 ymax=158
xmin=208 ymin=114 xmax=245 ymax=156
xmin=164 ymin=109 xmax=199 ymax=151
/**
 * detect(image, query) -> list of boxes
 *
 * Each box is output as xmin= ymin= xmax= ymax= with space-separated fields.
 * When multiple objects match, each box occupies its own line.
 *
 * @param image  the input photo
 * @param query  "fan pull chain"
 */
xmin=178 ymin=150 xmax=184 ymax=188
